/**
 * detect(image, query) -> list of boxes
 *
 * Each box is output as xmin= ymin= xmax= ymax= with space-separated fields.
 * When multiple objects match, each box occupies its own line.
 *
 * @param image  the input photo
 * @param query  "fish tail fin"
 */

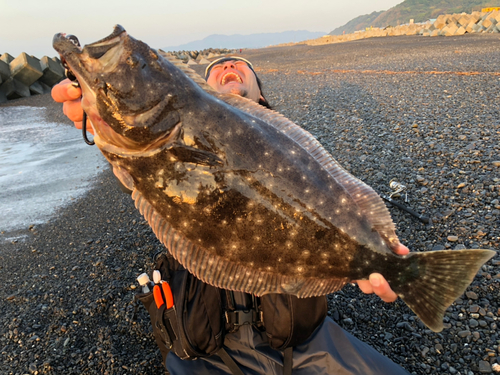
xmin=389 ymin=249 xmax=496 ymax=332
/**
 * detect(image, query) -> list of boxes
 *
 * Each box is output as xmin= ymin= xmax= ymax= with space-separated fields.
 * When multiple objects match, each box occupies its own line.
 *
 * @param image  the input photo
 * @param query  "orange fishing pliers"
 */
xmin=152 ymin=271 xmax=174 ymax=309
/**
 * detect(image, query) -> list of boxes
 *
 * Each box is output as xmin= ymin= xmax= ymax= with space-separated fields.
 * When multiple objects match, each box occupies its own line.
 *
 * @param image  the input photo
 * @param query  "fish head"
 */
xmin=53 ymin=25 xmax=184 ymax=151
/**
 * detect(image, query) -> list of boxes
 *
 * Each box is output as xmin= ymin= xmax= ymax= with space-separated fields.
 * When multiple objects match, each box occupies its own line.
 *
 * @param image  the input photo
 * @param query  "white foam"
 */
xmin=0 ymin=106 xmax=108 ymax=236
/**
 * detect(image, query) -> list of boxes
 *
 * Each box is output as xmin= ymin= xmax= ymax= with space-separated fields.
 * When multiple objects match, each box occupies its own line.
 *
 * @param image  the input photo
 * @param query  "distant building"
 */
xmin=482 ymin=7 xmax=500 ymax=12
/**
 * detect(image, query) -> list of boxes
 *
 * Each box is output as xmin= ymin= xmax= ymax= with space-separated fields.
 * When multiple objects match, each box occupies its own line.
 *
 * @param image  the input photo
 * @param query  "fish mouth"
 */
xmin=221 ymin=72 xmax=243 ymax=85
xmin=53 ymin=24 xmax=126 ymax=58
xmin=53 ymin=26 xmax=136 ymax=150
xmin=53 ymin=25 xmax=128 ymax=82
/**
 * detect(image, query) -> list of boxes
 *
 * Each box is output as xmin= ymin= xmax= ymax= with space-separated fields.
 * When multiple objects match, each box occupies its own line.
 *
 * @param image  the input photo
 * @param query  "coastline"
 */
xmin=1 ymin=34 xmax=499 ymax=374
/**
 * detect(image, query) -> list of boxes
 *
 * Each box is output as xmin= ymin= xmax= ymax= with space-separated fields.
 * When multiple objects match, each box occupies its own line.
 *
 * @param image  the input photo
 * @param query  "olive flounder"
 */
xmin=53 ymin=25 xmax=496 ymax=332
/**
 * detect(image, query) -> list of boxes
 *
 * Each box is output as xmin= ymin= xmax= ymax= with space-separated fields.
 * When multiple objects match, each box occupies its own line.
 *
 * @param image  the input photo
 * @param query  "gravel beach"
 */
xmin=1 ymin=34 xmax=499 ymax=375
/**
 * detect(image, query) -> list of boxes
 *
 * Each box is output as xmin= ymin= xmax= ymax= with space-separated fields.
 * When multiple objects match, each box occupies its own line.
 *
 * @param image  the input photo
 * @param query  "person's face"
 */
xmin=206 ymin=60 xmax=262 ymax=103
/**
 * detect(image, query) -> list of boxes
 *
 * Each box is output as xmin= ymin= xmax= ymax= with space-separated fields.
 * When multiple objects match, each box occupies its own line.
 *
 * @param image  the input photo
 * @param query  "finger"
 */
xmin=74 ymin=119 xmax=95 ymax=135
xmin=369 ymin=273 xmax=398 ymax=303
xmin=393 ymin=243 xmax=410 ymax=256
xmin=51 ymin=79 xmax=82 ymax=102
xmin=356 ymin=279 xmax=373 ymax=294
xmin=63 ymin=99 xmax=84 ymax=122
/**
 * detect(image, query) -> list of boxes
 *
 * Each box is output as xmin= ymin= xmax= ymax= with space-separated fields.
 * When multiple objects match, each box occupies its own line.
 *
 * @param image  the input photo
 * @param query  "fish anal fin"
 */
xmin=131 ymin=189 xmax=350 ymax=297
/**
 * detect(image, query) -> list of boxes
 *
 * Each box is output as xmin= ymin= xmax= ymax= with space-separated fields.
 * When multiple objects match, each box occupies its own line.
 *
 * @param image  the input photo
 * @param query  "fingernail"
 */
xmin=370 ymin=275 xmax=381 ymax=287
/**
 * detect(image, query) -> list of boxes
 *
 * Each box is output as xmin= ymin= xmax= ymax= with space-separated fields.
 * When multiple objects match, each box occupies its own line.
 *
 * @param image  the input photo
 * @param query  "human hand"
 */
xmin=355 ymin=243 xmax=410 ymax=303
xmin=51 ymin=79 xmax=94 ymax=135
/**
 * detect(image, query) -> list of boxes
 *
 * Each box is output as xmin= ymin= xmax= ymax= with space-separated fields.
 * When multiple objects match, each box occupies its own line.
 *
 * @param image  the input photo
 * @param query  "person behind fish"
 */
xmin=52 ymin=56 xmax=411 ymax=375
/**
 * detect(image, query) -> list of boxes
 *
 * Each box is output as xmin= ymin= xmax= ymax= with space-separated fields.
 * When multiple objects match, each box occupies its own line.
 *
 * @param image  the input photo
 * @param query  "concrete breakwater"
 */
xmin=299 ymin=10 xmax=500 ymax=47
xmin=0 ymin=47 xmax=238 ymax=104
xmin=0 ymin=53 xmax=65 ymax=104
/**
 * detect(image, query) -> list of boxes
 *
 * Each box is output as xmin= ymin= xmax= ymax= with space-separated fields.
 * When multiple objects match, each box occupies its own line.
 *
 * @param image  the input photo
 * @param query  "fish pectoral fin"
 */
xmin=170 ymin=144 xmax=223 ymax=167
xmin=112 ymin=166 xmax=135 ymax=191
xmin=389 ymin=249 xmax=496 ymax=332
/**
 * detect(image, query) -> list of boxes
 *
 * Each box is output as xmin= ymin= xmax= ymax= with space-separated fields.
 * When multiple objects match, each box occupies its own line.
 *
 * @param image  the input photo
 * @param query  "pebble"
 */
xmin=469 ymin=319 xmax=479 ymax=328
xmin=458 ymin=330 xmax=472 ymax=338
xmin=466 ymin=291 xmax=479 ymax=300
xmin=479 ymin=361 xmax=492 ymax=373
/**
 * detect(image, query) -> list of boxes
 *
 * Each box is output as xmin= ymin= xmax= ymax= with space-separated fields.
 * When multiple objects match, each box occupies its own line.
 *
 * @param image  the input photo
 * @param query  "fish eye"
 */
xmin=126 ymin=56 xmax=139 ymax=67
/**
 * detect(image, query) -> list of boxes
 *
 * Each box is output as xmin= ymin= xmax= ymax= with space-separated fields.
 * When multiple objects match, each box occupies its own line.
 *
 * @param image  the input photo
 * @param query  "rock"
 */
xmin=469 ymin=319 xmax=479 ymax=328
xmin=421 ymin=346 xmax=430 ymax=357
xmin=479 ymin=360 xmax=492 ymax=373
xmin=466 ymin=291 xmax=479 ymax=300
xmin=29 ymin=363 xmax=37 ymax=373
xmin=458 ymin=330 xmax=472 ymax=338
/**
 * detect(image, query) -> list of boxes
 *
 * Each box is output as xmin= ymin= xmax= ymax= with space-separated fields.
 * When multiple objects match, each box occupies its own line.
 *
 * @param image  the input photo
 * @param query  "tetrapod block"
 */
xmin=30 ymin=80 xmax=52 ymax=95
xmin=29 ymin=81 xmax=44 ymax=95
xmin=10 ymin=53 xmax=43 ymax=87
xmin=0 ymin=53 xmax=14 ymax=64
xmin=39 ymin=56 xmax=65 ymax=86
xmin=0 ymin=77 xmax=30 ymax=99
xmin=0 ymin=89 xmax=7 ymax=103
xmin=0 ymin=60 xmax=10 ymax=82
xmin=39 ymin=81 xmax=51 ymax=93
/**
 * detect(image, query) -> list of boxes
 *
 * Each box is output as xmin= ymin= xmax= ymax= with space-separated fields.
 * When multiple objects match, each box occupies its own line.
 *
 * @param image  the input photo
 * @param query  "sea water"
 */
xmin=0 ymin=106 xmax=108 ymax=237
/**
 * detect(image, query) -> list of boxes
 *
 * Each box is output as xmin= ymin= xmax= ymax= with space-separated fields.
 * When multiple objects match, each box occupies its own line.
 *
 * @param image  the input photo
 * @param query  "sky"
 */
xmin=0 ymin=0 xmax=403 ymax=59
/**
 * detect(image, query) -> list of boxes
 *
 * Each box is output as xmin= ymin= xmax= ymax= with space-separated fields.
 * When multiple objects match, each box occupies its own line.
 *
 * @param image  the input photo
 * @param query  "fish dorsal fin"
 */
xmin=158 ymin=50 xmax=216 ymax=93
xmin=218 ymin=94 xmax=400 ymax=248
xmin=157 ymin=51 xmax=399 ymax=247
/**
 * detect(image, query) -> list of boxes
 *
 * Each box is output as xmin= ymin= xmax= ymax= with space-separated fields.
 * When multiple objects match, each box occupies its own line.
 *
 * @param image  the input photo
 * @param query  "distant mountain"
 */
xmin=330 ymin=0 xmax=500 ymax=35
xmin=162 ymin=31 xmax=327 ymax=51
